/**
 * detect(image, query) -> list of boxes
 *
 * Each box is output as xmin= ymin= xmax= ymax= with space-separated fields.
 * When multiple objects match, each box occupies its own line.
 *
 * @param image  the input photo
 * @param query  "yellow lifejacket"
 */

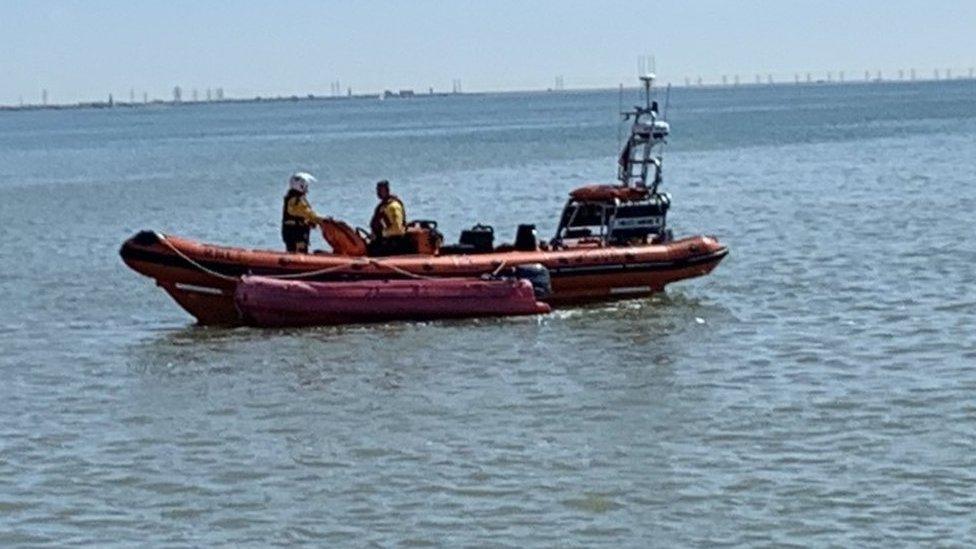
xmin=370 ymin=196 xmax=406 ymax=237
xmin=282 ymin=190 xmax=321 ymax=227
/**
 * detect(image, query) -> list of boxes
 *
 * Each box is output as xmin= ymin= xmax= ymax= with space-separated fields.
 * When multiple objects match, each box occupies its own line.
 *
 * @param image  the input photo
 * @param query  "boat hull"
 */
xmin=120 ymin=230 xmax=728 ymax=325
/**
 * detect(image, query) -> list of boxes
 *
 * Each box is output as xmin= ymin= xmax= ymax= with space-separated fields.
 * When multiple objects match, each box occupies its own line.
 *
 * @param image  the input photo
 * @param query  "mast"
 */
xmin=617 ymin=74 xmax=669 ymax=192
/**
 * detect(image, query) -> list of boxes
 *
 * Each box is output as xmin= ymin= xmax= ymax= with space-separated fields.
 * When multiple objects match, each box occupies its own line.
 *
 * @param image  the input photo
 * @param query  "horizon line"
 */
xmin=3 ymin=77 xmax=975 ymax=112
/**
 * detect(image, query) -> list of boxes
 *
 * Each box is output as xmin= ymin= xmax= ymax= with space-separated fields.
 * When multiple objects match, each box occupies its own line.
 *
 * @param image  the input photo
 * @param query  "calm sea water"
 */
xmin=1 ymin=81 xmax=975 ymax=546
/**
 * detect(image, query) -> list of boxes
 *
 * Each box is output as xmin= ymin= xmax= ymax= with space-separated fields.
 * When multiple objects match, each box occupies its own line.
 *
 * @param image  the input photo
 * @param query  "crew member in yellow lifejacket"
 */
xmin=370 ymin=180 xmax=406 ymax=238
xmin=368 ymin=180 xmax=409 ymax=255
xmin=281 ymin=172 xmax=324 ymax=253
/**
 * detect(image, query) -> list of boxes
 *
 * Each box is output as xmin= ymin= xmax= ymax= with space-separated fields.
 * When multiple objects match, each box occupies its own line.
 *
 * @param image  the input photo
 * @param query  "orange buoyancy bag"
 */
xmin=320 ymin=218 xmax=368 ymax=257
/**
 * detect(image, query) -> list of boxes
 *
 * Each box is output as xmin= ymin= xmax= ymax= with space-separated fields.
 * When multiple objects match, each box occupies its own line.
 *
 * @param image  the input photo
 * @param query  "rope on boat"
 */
xmin=157 ymin=235 xmax=440 ymax=283
xmin=271 ymin=262 xmax=368 ymax=279
xmin=365 ymin=259 xmax=438 ymax=280
xmin=157 ymin=237 xmax=240 ymax=282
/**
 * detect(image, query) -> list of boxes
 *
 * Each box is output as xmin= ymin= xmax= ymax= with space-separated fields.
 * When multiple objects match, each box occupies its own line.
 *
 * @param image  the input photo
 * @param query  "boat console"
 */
xmin=553 ymin=190 xmax=671 ymax=247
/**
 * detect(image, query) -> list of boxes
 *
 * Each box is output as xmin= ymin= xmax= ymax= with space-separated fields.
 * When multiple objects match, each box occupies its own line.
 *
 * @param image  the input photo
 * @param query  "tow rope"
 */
xmin=157 ymin=234 xmax=439 ymax=282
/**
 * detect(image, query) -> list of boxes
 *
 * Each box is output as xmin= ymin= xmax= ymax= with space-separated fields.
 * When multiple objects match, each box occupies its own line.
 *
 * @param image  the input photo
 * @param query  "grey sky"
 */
xmin=2 ymin=0 xmax=974 ymax=104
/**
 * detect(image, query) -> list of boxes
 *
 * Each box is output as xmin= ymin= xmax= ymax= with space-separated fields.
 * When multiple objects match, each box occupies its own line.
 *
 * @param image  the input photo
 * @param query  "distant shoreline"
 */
xmin=0 ymin=90 xmax=469 ymax=113
xmin=2 ymin=78 xmax=973 ymax=113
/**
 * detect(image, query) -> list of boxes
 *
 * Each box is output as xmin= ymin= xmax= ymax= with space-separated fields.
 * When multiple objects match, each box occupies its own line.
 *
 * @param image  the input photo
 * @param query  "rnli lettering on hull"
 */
xmin=174 ymin=282 xmax=225 ymax=295
xmin=609 ymin=285 xmax=652 ymax=295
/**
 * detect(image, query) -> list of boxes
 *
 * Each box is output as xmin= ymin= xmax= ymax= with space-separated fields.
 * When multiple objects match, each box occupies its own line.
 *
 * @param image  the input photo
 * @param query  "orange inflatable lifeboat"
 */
xmin=119 ymin=76 xmax=728 ymax=325
xmin=120 ymin=227 xmax=726 ymax=325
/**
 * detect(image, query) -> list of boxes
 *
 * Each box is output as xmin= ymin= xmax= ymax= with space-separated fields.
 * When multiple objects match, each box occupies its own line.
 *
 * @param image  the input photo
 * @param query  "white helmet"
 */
xmin=288 ymin=172 xmax=317 ymax=194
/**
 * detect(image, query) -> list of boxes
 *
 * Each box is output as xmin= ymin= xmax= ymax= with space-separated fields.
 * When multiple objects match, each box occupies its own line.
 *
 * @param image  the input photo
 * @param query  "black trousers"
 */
xmin=282 ymin=225 xmax=310 ymax=253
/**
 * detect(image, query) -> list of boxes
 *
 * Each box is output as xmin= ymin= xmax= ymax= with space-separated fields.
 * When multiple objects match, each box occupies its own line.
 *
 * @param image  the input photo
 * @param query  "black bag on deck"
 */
xmin=459 ymin=224 xmax=494 ymax=253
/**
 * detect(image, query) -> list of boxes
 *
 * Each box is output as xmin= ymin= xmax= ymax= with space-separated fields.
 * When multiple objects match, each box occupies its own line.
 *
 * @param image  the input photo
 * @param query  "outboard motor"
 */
xmin=512 ymin=263 xmax=551 ymax=299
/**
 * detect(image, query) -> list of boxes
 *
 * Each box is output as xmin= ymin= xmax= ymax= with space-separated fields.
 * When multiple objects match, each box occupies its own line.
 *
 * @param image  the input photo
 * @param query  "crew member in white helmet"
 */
xmin=281 ymin=172 xmax=325 ymax=253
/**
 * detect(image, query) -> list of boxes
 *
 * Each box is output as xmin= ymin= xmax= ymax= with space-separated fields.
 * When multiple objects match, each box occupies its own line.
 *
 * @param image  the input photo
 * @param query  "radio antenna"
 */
xmin=663 ymin=83 xmax=672 ymax=119
xmin=617 ymin=83 xmax=624 ymax=153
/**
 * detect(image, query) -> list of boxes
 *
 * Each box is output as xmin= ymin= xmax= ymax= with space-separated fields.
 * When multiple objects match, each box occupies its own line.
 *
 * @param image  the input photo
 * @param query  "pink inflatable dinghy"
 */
xmin=234 ymin=275 xmax=551 ymax=327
